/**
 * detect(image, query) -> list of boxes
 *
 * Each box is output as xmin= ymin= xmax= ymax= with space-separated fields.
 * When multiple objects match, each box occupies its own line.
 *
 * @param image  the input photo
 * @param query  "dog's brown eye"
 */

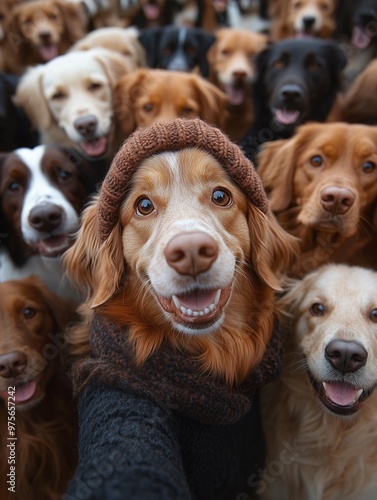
xmin=221 ymin=49 xmax=230 ymax=56
xmin=293 ymin=0 xmax=302 ymax=9
xmin=88 ymin=82 xmax=102 ymax=91
xmin=273 ymin=59 xmax=285 ymax=70
xmin=23 ymin=307 xmax=36 ymax=319
xmin=370 ymin=309 xmax=377 ymax=322
xmin=212 ymin=188 xmax=232 ymax=207
xmin=143 ymin=103 xmax=154 ymax=112
xmin=56 ymin=168 xmax=72 ymax=183
xmin=362 ymin=161 xmax=375 ymax=173
xmin=136 ymin=197 xmax=154 ymax=216
xmin=51 ymin=91 xmax=66 ymax=100
xmin=182 ymin=106 xmax=194 ymax=114
xmin=311 ymin=303 xmax=325 ymax=316
xmin=308 ymin=61 xmax=321 ymax=71
xmin=310 ymin=155 xmax=323 ymax=167
xmin=320 ymin=3 xmax=329 ymax=11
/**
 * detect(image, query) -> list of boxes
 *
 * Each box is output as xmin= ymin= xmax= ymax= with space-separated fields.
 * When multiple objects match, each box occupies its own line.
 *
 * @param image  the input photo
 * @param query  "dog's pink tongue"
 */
xmin=80 ymin=137 xmax=107 ymax=157
xmin=15 ymin=381 xmax=37 ymax=403
xmin=177 ymin=289 xmax=218 ymax=310
xmin=325 ymin=382 xmax=360 ymax=406
xmin=39 ymin=44 xmax=58 ymax=61
xmin=224 ymin=85 xmax=245 ymax=105
xmin=351 ymin=26 xmax=372 ymax=49
xmin=275 ymin=108 xmax=300 ymax=125
xmin=143 ymin=3 xmax=160 ymax=20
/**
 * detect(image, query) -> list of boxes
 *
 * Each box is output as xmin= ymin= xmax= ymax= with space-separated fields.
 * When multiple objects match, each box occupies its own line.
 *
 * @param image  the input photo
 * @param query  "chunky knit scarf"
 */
xmin=71 ymin=314 xmax=283 ymax=425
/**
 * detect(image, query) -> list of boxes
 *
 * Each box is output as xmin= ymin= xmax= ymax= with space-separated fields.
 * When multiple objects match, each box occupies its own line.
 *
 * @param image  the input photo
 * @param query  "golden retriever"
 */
xmin=64 ymin=128 xmax=297 ymax=384
xmin=114 ymin=68 xmax=228 ymax=136
xmin=270 ymin=0 xmax=337 ymax=41
xmin=0 ymin=276 xmax=77 ymax=500
xmin=206 ymin=28 xmax=268 ymax=141
xmin=69 ymin=26 xmax=147 ymax=68
xmin=260 ymin=264 xmax=377 ymax=499
xmin=258 ymin=122 xmax=377 ymax=274
xmin=1 ymin=0 xmax=87 ymax=75
xmin=15 ymin=48 xmax=133 ymax=159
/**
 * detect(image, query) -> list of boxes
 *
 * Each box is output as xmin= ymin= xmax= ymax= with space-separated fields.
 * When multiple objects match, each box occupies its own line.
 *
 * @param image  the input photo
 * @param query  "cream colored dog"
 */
xmin=261 ymin=264 xmax=377 ymax=500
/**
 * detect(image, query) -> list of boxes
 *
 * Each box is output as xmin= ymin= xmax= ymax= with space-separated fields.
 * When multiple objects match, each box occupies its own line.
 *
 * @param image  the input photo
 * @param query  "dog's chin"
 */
xmin=156 ymin=283 xmax=232 ymax=336
xmin=300 ymin=215 xmax=357 ymax=236
xmin=306 ymin=369 xmax=374 ymax=416
xmin=32 ymin=234 xmax=73 ymax=257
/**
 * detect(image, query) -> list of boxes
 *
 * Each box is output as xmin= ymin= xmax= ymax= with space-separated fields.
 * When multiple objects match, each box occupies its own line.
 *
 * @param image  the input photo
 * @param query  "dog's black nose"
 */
xmin=165 ymin=232 xmax=218 ymax=277
xmin=74 ymin=115 xmax=98 ymax=137
xmin=303 ymin=16 xmax=316 ymax=29
xmin=0 ymin=351 xmax=27 ymax=378
xmin=29 ymin=203 xmax=63 ymax=233
xmin=38 ymin=31 xmax=52 ymax=43
xmin=279 ymin=84 xmax=303 ymax=103
xmin=320 ymin=186 xmax=355 ymax=215
xmin=325 ymin=340 xmax=368 ymax=374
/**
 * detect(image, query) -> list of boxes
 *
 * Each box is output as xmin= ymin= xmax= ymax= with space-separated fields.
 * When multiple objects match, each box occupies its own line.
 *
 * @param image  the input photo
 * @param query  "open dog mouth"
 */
xmin=143 ymin=1 xmax=160 ymax=20
xmin=273 ymin=107 xmax=301 ymax=125
xmin=38 ymin=43 xmax=58 ymax=61
xmin=156 ymin=283 xmax=232 ymax=333
xmin=224 ymin=84 xmax=246 ymax=106
xmin=79 ymin=135 xmax=108 ymax=157
xmin=307 ymin=370 xmax=373 ymax=416
xmin=0 ymin=379 xmax=43 ymax=408
xmin=34 ymin=234 xmax=72 ymax=257
xmin=351 ymin=25 xmax=372 ymax=50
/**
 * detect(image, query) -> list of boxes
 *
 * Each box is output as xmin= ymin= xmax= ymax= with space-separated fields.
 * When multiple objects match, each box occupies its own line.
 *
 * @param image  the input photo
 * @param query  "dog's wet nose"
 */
xmin=279 ymin=84 xmax=303 ymax=102
xmin=325 ymin=339 xmax=368 ymax=374
xmin=165 ymin=232 xmax=218 ymax=276
xmin=29 ymin=203 xmax=63 ymax=232
xmin=74 ymin=115 xmax=98 ymax=137
xmin=232 ymin=70 xmax=247 ymax=80
xmin=320 ymin=186 xmax=355 ymax=214
xmin=303 ymin=16 xmax=316 ymax=29
xmin=39 ymin=31 xmax=52 ymax=43
xmin=0 ymin=351 xmax=27 ymax=379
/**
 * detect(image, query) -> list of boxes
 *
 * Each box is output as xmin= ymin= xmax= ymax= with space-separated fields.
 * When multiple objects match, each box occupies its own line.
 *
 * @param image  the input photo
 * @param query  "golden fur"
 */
xmin=65 ymin=148 xmax=297 ymax=385
xmin=261 ymin=264 xmax=377 ymax=499
xmin=0 ymin=277 xmax=77 ymax=500
xmin=258 ymin=122 xmax=377 ymax=275
xmin=270 ymin=0 xmax=337 ymax=41
xmin=2 ymin=0 xmax=87 ymax=75
xmin=114 ymin=69 xmax=228 ymax=137
xmin=207 ymin=28 xmax=268 ymax=141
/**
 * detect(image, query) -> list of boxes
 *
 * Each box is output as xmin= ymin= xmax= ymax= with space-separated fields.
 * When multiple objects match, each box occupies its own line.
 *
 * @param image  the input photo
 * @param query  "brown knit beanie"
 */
xmin=97 ymin=118 xmax=268 ymax=242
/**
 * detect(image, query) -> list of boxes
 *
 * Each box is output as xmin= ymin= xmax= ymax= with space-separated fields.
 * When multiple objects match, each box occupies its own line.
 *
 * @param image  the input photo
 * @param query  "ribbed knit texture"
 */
xmin=97 ymin=118 xmax=268 ymax=242
xmin=71 ymin=314 xmax=283 ymax=425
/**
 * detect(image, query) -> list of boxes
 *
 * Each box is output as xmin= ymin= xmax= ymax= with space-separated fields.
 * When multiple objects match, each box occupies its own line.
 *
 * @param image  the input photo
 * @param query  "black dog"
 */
xmin=0 ymin=73 xmax=39 ymax=152
xmin=138 ymin=25 xmax=215 ymax=76
xmin=240 ymin=38 xmax=347 ymax=163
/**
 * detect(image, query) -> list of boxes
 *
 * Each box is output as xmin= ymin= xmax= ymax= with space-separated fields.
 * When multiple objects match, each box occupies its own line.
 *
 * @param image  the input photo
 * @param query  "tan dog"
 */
xmin=271 ymin=0 xmax=337 ymax=40
xmin=207 ymin=28 xmax=268 ymax=141
xmin=258 ymin=122 xmax=377 ymax=274
xmin=70 ymin=26 xmax=147 ymax=68
xmin=261 ymin=264 xmax=377 ymax=499
xmin=15 ymin=48 xmax=133 ymax=159
xmin=2 ymin=0 xmax=87 ymax=74
xmin=114 ymin=68 xmax=228 ymax=136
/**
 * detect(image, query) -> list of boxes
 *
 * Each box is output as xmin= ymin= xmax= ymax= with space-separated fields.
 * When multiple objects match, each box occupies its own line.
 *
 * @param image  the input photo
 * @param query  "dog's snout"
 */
xmin=325 ymin=339 xmax=368 ymax=374
xmin=74 ymin=115 xmax=98 ymax=137
xmin=232 ymin=69 xmax=247 ymax=80
xmin=302 ymin=16 xmax=316 ymax=29
xmin=165 ymin=232 xmax=218 ymax=277
xmin=38 ymin=31 xmax=52 ymax=43
xmin=279 ymin=84 xmax=303 ymax=102
xmin=320 ymin=186 xmax=355 ymax=215
xmin=29 ymin=203 xmax=63 ymax=233
xmin=0 ymin=351 xmax=28 ymax=379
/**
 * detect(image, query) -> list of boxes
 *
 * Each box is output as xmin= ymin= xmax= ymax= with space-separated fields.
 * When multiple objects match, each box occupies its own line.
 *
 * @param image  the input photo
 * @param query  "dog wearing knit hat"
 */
xmin=64 ymin=118 xmax=298 ymax=499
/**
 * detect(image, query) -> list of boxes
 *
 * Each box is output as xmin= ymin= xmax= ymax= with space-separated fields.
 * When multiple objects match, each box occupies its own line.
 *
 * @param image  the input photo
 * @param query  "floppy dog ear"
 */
xmin=93 ymin=48 xmax=134 ymax=87
xmin=192 ymin=75 xmax=228 ymax=128
xmin=56 ymin=0 xmax=87 ymax=45
xmin=247 ymin=204 xmax=299 ymax=291
xmin=114 ymin=70 xmax=147 ymax=136
xmin=13 ymin=66 xmax=52 ymax=129
xmin=138 ymin=28 xmax=163 ymax=67
xmin=257 ymin=138 xmax=298 ymax=213
xmin=0 ymin=154 xmax=10 ymax=246
xmin=63 ymin=199 xmax=125 ymax=309
xmin=195 ymin=29 xmax=216 ymax=77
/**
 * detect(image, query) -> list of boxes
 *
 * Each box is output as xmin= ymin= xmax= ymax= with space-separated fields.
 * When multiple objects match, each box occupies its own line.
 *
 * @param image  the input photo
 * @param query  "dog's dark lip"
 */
xmin=306 ymin=368 xmax=374 ymax=416
xmin=33 ymin=234 xmax=72 ymax=257
xmin=156 ymin=283 xmax=232 ymax=327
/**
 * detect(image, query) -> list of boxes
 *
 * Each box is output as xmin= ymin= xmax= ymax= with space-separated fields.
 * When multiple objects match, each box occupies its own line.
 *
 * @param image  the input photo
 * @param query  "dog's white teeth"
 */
xmin=187 ymin=309 xmax=193 ymax=316
xmin=180 ymin=306 xmax=187 ymax=314
xmin=193 ymin=311 xmax=199 ymax=317
xmin=209 ymin=304 xmax=215 ymax=311
xmin=356 ymin=389 xmax=363 ymax=400
xmin=214 ymin=289 xmax=221 ymax=306
xmin=204 ymin=307 xmax=210 ymax=314
xmin=172 ymin=295 xmax=180 ymax=308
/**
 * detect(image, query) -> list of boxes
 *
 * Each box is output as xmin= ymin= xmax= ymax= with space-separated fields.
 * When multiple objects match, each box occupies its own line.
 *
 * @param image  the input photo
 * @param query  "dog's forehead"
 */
xmin=42 ymin=57 xmax=106 ymax=88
